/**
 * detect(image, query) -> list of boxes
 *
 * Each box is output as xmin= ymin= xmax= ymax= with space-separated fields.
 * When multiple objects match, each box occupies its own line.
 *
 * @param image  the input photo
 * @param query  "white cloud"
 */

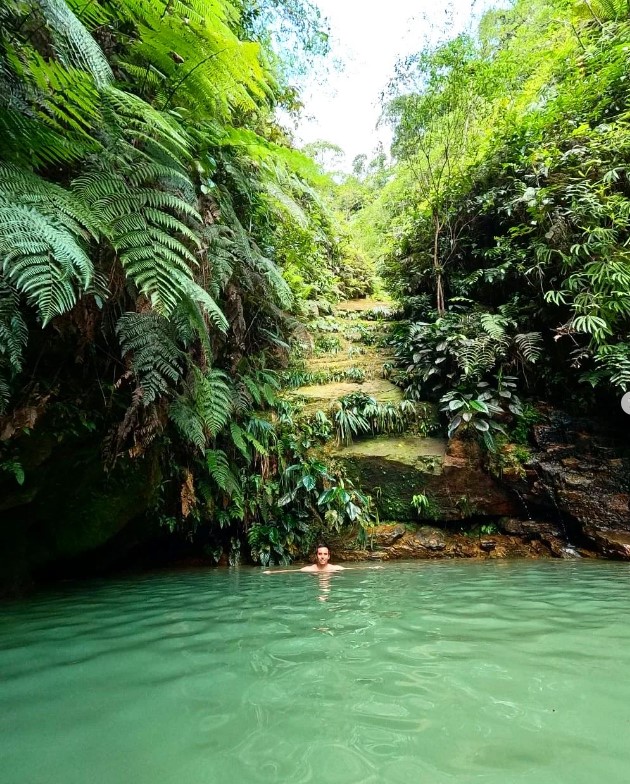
xmin=286 ymin=0 xmax=497 ymax=170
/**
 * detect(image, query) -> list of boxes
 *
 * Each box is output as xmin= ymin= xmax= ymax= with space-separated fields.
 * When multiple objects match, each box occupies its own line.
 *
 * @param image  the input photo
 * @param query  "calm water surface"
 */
xmin=2 ymin=560 xmax=630 ymax=784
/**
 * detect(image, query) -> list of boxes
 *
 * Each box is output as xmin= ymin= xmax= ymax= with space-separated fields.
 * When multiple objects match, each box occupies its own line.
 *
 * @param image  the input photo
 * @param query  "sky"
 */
xmin=288 ymin=0 xmax=498 ymax=171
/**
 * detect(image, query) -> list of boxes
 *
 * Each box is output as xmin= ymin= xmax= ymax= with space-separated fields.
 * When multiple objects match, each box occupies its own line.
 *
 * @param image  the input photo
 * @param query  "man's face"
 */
xmin=316 ymin=547 xmax=330 ymax=566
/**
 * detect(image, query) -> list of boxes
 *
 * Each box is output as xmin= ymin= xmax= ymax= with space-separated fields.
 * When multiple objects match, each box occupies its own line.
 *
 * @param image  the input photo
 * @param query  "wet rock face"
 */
xmin=496 ymin=517 xmax=595 ymax=558
xmin=337 ymin=436 xmax=520 ymax=521
xmin=335 ymin=523 xmax=564 ymax=561
xmin=583 ymin=529 xmax=630 ymax=559
xmin=368 ymin=523 xmax=406 ymax=547
xmin=431 ymin=439 xmax=520 ymax=519
xmin=511 ymin=407 xmax=630 ymax=557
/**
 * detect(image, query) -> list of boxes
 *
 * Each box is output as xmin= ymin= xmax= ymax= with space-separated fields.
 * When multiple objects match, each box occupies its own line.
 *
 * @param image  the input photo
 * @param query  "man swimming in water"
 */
xmin=262 ymin=543 xmax=344 ymax=574
xmin=300 ymin=544 xmax=344 ymax=573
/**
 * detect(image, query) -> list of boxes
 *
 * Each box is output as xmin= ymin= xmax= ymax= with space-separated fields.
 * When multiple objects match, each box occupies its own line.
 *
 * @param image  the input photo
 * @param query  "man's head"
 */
xmin=315 ymin=544 xmax=330 ymax=566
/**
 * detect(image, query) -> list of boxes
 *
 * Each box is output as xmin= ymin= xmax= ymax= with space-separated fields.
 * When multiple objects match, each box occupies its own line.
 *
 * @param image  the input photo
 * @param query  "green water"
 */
xmin=2 ymin=560 xmax=630 ymax=784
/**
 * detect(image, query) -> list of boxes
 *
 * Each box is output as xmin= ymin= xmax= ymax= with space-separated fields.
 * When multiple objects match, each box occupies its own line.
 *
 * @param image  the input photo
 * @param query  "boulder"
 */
xmin=414 ymin=525 xmax=446 ymax=550
xmin=504 ymin=407 xmax=630 ymax=558
xmin=336 ymin=435 xmax=520 ymax=521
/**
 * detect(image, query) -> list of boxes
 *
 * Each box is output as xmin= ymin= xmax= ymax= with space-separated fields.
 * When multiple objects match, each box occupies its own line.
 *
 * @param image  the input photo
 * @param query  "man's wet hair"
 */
xmin=316 ymin=543 xmax=330 ymax=552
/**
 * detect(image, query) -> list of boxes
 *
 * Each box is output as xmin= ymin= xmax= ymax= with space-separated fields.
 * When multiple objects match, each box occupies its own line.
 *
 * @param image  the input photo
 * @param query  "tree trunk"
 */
xmin=433 ymin=213 xmax=445 ymax=315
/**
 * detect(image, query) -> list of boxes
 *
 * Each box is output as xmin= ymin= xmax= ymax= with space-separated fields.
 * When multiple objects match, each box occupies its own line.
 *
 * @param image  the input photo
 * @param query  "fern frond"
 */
xmin=241 ymin=371 xmax=279 ymax=406
xmin=195 ymin=368 xmax=233 ymax=437
xmin=0 ymin=280 xmax=28 ymax=412
xmin=480 ymin=312 xmax=509 ymax=341
xmin=233 ymin=379 xmax=253 ymax=414
xmin=0 ymin=282 xmax=28 ymax=376
xmin=515 ymin=332 xmax=543 ymax=363
xmin=593 ymin=342 xmax=630 ymax=390
xmin=0 ymin=203 xmax=93 ymax=324
xmin=0 ymin=374 xmax=10 ymax=415
xmin=0 ymin=107 xmax=92 ymax=167
xmin=117 ymin=311 xmax=185 ymax=403
xmin=242 ymin=374 xmax=263 ymax=406
xmin=265 ymin=179 xmax=310 ymax=229
xmin=243 ymin=428 xmax=269 ymax=457
xmin=38 ymin=0 xmax=113 ymax=87
xmin=1 ymin=164 xmax=99 ymax=238
xmin=206 ymin=448 xmax=241 ymax=498
xmin=102 ymin=87 xmax=192 ymax=171
xmin=229 ymin=421 xmax=250 ymax=460
xmin=201 ymin=223 xmax=235 ymax=297
xmin=246 ymin=415 xmax=275 ymax=451
xmin=172 ymin=295 xmax=212 ymax=361
xmin=73 ymin=164 xmax=202 ymax=315
xmin=214 ymin=186 xmax=293 ymax=307
xmin=182 ymin=279 xmax=228 ymax=333
xmin=169 ymin=398 xmax=206 ymax=451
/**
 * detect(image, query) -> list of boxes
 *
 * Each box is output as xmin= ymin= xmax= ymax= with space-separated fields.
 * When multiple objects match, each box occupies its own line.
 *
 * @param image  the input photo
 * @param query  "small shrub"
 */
xmin=411 ymin=493 xmax=440 ymax=520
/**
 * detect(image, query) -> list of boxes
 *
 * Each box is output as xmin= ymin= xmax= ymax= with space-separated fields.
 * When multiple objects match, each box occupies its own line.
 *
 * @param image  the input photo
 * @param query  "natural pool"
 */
xmin=2 ymin=560 xmax=630 ymax=784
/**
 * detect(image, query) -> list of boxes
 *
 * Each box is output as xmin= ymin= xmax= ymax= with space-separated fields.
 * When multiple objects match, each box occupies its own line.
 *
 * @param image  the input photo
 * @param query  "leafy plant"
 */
xmin=439 ymin=375 xmax=523 ymax=450
xmin=411 ymin=493 xmax=439 ymax=520
xmin=394 ymin=311 xmax=540 ymax=402
xmin=0 ymin=457 xmax=25 ymax=485
xmin=314 ymin=334 xmax=342 ymax=354
xmin=344 ymin=367 xmax=366 ymax=383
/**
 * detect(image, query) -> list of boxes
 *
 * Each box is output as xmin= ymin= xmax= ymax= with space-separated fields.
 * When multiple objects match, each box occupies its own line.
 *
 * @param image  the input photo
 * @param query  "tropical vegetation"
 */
xmin=0 ymin=0 xmax=375 ymax=570
xmin=374 ymin=0 xmax=630 ymax=412
xmin=2 ymin=0 xmax=630 ymax=579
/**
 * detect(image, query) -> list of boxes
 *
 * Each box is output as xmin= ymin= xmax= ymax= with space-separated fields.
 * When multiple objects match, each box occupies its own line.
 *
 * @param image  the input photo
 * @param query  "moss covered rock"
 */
xmin=0 ymin=432 xmax=161 ymax=590
xmin=335 ymin=435 xmax=519 ymax=521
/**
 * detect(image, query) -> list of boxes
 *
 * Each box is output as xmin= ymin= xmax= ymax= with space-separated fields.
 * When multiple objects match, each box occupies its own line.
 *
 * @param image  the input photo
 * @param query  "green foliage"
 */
xmin=314 ymin=334 xmax=341 ymax=354
xmin=411 ymin=493 xmax=439 ymax=521
xmin=245 ymin=453 xmax=373 ymax=565
xmin=375 ymin=0 xmax=630 ymax=404
xmin=344 ymin=367 xmax=366 ymax=383
xmin=394 ymin=311 xmax=541 ymax=403
xmin=0 ymin=0 xmax=372 ymax=569
xmin=0 ymin=164 xmax=97 ymax=324
xmin=439 ymin=377 xmax=518 ymax=451
xmin=510 ymin=403 xmax=542 ymax=445
xmin=279 ymin=364 xmax=372 ymax=388
xmin=488 ymin=438 xmax=532 ymax=480
xmin=332 ymin=391 xmax=424 ymax=445
xmin=169 ymin=368 xmax=234 ymax=450
xmin=247 ymin=515 xmax=312 ymax=566
xmin=206 ymin=449 xmax=242 ymax=501
xmin=0 ymin=282 xmax=28 ymax=413
xmin=117 ymin=312 xmax=186 ymax=405
xmin=0 ymin=457 xmax=25 ymax=485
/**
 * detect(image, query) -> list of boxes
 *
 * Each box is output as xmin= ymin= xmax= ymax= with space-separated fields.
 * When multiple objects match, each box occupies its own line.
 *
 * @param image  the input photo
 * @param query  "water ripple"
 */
xmin=2 ymin=561 xmax=630 ymax=783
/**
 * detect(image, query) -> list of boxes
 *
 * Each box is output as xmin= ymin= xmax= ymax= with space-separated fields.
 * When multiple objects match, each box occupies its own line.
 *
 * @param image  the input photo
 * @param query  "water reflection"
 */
xmin=315 ymin=571 xmax=333 ymax=602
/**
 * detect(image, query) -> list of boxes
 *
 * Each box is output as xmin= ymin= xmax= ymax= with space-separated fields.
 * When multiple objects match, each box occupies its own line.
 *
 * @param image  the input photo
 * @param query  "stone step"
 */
xmin=335 ymin=298 xmax=395 ymax=316
xmin=304 ymin=347 xmax=393 ymax=378
xmin=291 ymin=378 xmax=402 ymax=413
xmin=337 ymin=434 xmax=446 ymax=463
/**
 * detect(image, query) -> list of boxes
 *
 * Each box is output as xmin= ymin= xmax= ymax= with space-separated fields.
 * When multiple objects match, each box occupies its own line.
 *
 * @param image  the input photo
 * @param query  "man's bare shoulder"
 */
xmin=300 ymin=564 xmax=345 ymax=573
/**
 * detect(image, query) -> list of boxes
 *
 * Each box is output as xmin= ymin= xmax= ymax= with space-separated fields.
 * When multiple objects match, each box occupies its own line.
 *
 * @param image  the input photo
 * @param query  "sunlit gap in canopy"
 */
xmin=277 ymin=0 xmax=508 ymax=174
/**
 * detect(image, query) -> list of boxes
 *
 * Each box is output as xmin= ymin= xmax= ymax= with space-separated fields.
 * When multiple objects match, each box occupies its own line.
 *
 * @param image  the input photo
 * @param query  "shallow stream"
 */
xmin=2 ymin=560 xmax=630 ymax=783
